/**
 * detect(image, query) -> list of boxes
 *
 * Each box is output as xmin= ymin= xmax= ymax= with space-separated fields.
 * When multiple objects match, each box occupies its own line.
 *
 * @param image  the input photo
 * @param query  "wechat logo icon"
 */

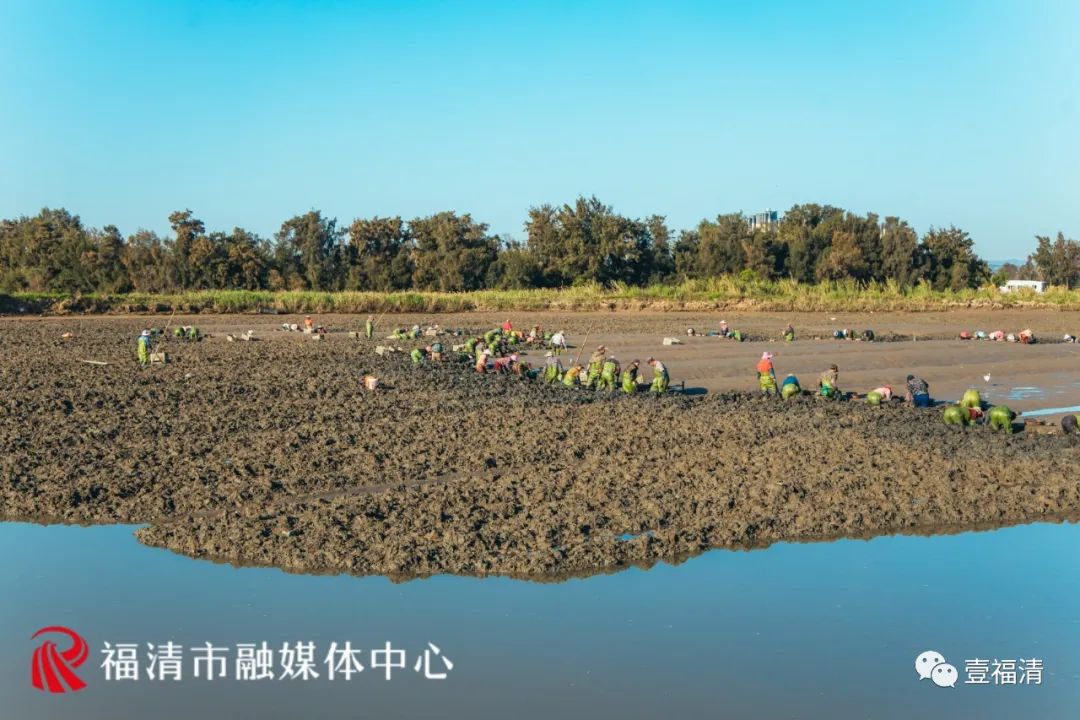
xmin=915 ymin=650 xmax=958 ymax=688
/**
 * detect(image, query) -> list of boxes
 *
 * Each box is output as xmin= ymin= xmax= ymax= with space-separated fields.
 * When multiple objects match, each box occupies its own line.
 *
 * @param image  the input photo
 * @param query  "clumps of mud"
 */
xmin=3 ymin=320 xmax=1079 ymax=581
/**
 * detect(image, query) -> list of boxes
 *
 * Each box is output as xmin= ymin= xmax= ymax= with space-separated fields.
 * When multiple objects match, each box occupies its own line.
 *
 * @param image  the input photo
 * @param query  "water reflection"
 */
xmin=2 ymin=521 xmax=1079 ymax=719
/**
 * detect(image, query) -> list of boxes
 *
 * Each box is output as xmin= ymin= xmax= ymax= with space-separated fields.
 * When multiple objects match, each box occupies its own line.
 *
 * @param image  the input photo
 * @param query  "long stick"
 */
xmin=162 ymin=307 xmax=177 ymax=335
xmin=574 ymin=327 xmax=591 ymax=366
xmin=368 ymin=306 xmax=390 ymax=334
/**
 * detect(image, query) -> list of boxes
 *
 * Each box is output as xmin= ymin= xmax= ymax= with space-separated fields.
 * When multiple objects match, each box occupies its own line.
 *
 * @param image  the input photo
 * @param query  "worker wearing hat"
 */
xmin=584 ymin=345 xmax=606 ymax=390
xmin=137 ymin=330 xmax=152 ymax=366
xmin=543 ymin=351 xmax=563 ymax=384
xmin=819 ymin=364 xmax=840 ymax=399
xmin=550 ymin=330 xmax=567 ymax=355
xmin=647 ymin=357 xmax=669 ymax=394
xmin=621 ymin=359 xmax=641 ymax=394
xmin=598 ymin=355 xmax=620 ymax=392
xmin=562 ymin=362 xmax=582 ymax=387
xmin=756 ymin=351 xmax=778 ymax=396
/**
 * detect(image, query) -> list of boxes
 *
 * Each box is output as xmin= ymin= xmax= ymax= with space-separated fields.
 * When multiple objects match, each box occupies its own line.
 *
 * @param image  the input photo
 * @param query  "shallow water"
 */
xmin=2 ymin=522 xmax=1078 ymax=719
xmin=1005 ymin=386 xmax=1045 ymax=401
xmin=1022 ymin=405 xmax=1080 ymax=419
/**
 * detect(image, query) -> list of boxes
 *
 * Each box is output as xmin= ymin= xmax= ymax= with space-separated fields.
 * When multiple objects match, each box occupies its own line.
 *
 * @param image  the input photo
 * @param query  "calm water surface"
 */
xmin=2 ymin=521 xmax=1078 ymax=719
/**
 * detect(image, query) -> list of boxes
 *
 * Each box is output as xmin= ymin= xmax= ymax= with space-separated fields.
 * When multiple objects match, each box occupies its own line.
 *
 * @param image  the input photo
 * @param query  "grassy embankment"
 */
xmin=6 ymin=278 xmax=1079 ymax=314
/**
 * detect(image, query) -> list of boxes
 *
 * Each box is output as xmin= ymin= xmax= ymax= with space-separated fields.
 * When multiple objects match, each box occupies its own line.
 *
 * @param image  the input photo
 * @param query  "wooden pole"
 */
xmin=162 ymin=307 xmax=177 ymax=335
xmin=574 ymin=328 xmax=591 ymax=366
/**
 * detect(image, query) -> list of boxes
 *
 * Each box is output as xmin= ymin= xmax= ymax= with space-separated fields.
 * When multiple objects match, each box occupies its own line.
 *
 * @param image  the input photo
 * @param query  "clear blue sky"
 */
xmin=2 ymin=0 xmax=1077 ymax=258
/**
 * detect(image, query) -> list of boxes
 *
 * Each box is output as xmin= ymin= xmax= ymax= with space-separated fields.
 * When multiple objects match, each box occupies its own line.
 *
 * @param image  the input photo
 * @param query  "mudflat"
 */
xmin=2 ymin=311 xmax=1078 ymax=580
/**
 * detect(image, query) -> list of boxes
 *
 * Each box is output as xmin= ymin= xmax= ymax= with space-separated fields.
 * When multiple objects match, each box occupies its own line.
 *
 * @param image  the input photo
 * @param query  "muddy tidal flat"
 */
xmin=3 ymin=311 xmax=1079 ymax=579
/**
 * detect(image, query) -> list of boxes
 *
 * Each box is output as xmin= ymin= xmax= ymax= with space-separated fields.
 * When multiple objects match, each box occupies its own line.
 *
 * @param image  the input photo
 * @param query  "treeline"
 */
xmin=0 ymin=198 xmax=1064 ymax=295
xmin=995 ymin=232 xmax=1080 ymax=289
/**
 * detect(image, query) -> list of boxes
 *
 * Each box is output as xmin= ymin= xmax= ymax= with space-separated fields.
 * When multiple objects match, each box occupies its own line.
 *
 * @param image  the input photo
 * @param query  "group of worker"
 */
xmin=536 ymin=346 xmax=669 ymax=394
xmin=958 ymin=328 xmax=1036 ymax=343
xmin=685 ymin=320 xmax=748 ymax=341
xmin=128 ymin=314 xmax=1046 ymax=437
xmin=940 ymin=388 xmax=1017 ymax=433
xmin=399 ymin=320 xmax=672 ymax=395
xmin=833 ymin=328 xmax=875 ymax=341
xmin=755 ymin=352 xmax=849 ymax=400
xmin=687 ymin=323 xmax=876 ymax=343
xmin=754 ymin=351 xmax=1019 ymax=432
xmin=135 ymin=326 xmax=201 ymax=365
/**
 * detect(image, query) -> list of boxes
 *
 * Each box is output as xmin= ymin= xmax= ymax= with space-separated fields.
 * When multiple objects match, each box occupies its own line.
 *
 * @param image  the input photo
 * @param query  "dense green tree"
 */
xmin=920 ymin=226 xmax=990 ymax=291
xmin=121 ymin=230 xmax=176 ymax=292
xmin=410 ymin=212 xmax=498 ymax=291
xmin=742 ymin=225 xmax=785 ymax=280
xmin=880 ymin=216 xmax=924 ymax=286
xmin=816 ymin=230 xmax=867 ymax=281
xmin=672 ymin=229 xmax=701 ymax=279
xmin=274 ymin=211 xmax=343 ymax=291
xmin=0 ymin=202 xmax=1015 ymax=294
xmin=523 ymin=204 xmax=565 ymax=286
xmin=776 ymin=204 xmax=844 ymax=283
xmin=524 ymin=197 xmax=657 ymax=287
xmin=345 ymin=216 xmax=413 ymax=291
xmin=644 ymin=215 xmax=675 ymax=283
xmin=168 ymin=210 xmax=205 ymax=289
xmin=486 ymin=239 xmax=543 ymax=289
xmin=695 ymin=214 xmax=750 ymax=277
xmin=0 ymin=208 xmax=97 ymax=292
xmin=221 ymin=228 xmax=271 ymax=289
xmin=85 ymin=225 xmax=130 ymax=292
xmin=1028 ymin=232 xmax=1080 ymax=289
xmin=844 ymin=211 xmax=883 ymax=281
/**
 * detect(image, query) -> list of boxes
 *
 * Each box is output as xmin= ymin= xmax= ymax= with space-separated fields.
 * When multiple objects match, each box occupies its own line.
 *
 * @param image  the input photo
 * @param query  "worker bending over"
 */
xmin=621 ymin=360 xmax=640 ymax=394
xmin=988 ymin=405 xmax=1016 ymax=434
xmin=562 ymin=363 xmax=582 ymax=387
xmin=583 ymin=346 xmax=606 ymax=390
xmin=647 ymin=357 xmax=669 ymax=394
xmin=543 ymin=352 xmax=563 ymax=384
xmin=905 ymin=375 xmax=931 ymax=407
xmin=866 ymin=385 xmax=892 ymax=406
xmin=598 ymin=356 xmax=620 ymax=391
xmin=819 ymin=364 xmax=840 ymax=399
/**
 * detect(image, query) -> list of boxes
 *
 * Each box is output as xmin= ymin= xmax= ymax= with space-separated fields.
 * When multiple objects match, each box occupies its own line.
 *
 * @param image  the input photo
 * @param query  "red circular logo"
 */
xmin=31 ymin=626 xmax=88 ymax=693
